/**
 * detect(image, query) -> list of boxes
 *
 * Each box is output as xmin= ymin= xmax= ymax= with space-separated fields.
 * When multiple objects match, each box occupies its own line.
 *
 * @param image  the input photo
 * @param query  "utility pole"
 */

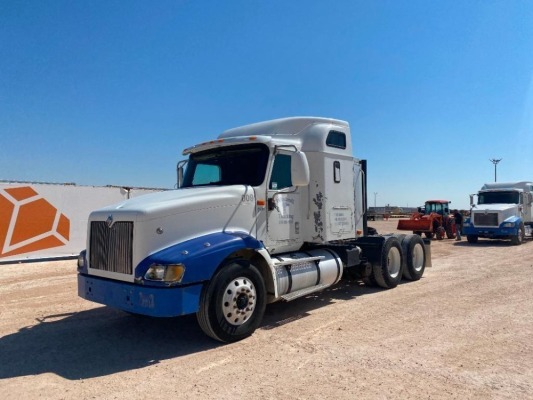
xmin=489 ymin=158 xmax=502 ymax=182
xmin=374 ymin=192 xmax=377 ymax=209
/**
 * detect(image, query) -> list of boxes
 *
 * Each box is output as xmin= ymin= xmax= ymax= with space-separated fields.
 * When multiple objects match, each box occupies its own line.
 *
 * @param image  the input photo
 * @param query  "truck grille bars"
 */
xmin=89 ymin=221 xmax=133 ymax=275
xmin=473 ymin=213 xmax=498 ymax=227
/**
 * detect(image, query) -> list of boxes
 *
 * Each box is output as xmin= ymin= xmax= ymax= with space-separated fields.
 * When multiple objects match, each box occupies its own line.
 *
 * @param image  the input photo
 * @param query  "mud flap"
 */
xmin=423 ymin=238 xmax=432 ymax=268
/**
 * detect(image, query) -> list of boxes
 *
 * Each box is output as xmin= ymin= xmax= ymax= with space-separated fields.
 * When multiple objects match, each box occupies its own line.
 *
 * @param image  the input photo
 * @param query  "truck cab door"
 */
xmin=264 ymin=151 xmax=306 ymax=252
xmin=521 ymin=192 xmax=532 ymax=222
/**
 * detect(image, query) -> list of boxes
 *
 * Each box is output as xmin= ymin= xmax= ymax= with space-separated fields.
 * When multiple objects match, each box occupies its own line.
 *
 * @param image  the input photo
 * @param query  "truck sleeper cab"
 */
xmin=78 ymin=117 xmax=429 ymax=342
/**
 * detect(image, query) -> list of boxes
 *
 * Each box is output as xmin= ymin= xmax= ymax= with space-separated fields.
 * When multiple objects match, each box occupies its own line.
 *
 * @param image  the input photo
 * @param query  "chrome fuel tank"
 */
xmin=274 ymin=248 xmax=342 ymax=298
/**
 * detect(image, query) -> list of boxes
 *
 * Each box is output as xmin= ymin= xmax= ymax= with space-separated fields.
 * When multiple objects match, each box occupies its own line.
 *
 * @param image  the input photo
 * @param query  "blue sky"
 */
xmin=1 ymin=1 xmax=532 ymax=209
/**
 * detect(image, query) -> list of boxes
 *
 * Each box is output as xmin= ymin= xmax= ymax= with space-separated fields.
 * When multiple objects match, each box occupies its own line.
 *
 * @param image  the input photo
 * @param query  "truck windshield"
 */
xmin=478 ymin=191 xmax=519 ymax=204
xmin=182 ymin=144 xmax=270 ymax=187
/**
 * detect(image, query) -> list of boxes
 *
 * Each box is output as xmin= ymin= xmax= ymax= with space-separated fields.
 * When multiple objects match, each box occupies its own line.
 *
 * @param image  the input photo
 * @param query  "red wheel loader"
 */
xmin=397 ymin=200 xmax=456 ymax=240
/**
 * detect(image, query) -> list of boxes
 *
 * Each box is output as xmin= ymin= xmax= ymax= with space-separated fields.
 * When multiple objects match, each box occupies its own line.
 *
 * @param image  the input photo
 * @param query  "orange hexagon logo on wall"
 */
xmin=0 ymin=186 xmax=70 ymax=258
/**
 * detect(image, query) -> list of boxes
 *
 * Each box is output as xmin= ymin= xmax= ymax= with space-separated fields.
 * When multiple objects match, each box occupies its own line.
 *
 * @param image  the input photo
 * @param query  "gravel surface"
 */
xmin=1 ymin=219 xmax=532 ymax=399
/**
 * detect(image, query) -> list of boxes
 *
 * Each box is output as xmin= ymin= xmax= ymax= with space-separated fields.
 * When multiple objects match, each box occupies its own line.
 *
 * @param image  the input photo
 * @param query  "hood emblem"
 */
xmin=106 ymin=215 xmax=114 ymax=228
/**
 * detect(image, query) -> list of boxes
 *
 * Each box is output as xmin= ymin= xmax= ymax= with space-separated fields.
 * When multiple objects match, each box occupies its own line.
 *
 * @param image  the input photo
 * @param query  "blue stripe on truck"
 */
xmin=78 ymin=231 xmax=264 ymax=317
xmin=135 ymin=231 xmax=264 ymax=284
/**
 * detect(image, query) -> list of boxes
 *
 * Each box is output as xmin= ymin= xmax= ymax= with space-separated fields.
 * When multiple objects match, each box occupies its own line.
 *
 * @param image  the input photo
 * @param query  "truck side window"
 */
xmin=269 ymin=154 xmax=292 ymax=190
xmin=334 ymin=161 xmax=341 ymax=183
xmin=326 ymin=131 xmax=346 ymax=149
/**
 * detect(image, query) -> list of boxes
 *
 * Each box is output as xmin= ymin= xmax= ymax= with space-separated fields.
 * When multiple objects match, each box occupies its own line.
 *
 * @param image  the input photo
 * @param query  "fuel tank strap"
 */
xmin=302 ymin=251 xmax=321 ymax=285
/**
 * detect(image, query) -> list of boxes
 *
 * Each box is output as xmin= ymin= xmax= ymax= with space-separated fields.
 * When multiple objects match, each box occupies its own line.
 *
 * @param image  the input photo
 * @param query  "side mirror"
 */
xmin=177 ymin=167 xmax=183 ymax=188
xmin=469 ymin=194 xmax=475 ymax=207
xmin=291 ymin=151 xmax=310 ymax=187
xmin=176 ymin=160 xmax=187 ymax=188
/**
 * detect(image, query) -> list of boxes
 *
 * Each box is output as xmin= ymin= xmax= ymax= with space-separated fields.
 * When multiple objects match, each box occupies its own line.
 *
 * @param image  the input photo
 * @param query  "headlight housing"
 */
xmin=144 ymin=263 xmax=185 ymax=283
xmin=502 ymin=222 xmax=515 ymax=228
xmin=77 ymin=250 xmax=86 ymax=270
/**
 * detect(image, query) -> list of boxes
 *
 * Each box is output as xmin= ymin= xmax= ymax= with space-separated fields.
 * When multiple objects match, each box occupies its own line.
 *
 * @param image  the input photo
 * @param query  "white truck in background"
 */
xmin=77 ymin=117 xmax=430 ymax=342
xmin=463 ymin=181 xmax=533 ymax=245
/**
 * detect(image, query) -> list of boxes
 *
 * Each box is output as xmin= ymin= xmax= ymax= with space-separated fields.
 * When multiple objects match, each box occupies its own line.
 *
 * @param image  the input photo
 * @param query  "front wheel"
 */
xmin=511 ymin=223 xmax=525 ymax=246
xmin=197 ymin=260 xmax=266 ymax=343
xmin=467 ymin=235 xmax=478 ymax=244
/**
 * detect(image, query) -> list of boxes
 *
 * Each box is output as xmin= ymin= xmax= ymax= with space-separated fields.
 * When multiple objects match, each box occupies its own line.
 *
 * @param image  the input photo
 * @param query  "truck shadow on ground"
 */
xmin=261 ymin=280 xmax=385 ymax=330
xmin=0 ymin=307 xmax=212 ymax=381
xmin=0 ymin=280 xmax=384 ymax=381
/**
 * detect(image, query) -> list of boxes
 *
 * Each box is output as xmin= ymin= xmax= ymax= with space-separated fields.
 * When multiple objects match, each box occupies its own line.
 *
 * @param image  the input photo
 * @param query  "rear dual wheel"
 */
xmin=365 ymin=235 xmax=427 ymax=288
xmin=372 ymin=236 xmax=403 ymax=289
xmin=401 ymin=234 xmax=426 ymax=281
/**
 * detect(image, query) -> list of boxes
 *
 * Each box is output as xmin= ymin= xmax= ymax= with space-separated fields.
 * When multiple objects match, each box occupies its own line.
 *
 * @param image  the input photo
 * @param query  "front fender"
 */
xmin=135 ymin=232 xmax=264 ymax=284
xmin=502 ymin=215 xmax=521 ymax=225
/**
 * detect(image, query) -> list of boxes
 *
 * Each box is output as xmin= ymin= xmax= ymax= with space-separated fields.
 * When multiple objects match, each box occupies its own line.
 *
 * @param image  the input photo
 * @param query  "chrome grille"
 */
xmin=89 ymin=221 xmax=133 ymax=274
xmin=474 ymin=213 xmax=498 ymax=227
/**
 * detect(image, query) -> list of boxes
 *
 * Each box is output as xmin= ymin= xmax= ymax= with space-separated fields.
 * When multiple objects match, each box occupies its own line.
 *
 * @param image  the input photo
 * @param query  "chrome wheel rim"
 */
xmin=412 ymin=243 xmax=425 ymax=272
xmin=387 ymin=247 xmax=402 ymax=279
xmin=221 ymin=277 xmax=256 ymax=326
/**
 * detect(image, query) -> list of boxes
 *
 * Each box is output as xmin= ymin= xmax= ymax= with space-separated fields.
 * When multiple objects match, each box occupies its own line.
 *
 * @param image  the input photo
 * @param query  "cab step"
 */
xmin=280 ymin=283 xmax=331 ymax=301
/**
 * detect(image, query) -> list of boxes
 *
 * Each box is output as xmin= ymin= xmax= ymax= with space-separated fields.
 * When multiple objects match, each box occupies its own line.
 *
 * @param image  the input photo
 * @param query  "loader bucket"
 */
xmin=397 ymin=218 xmax=432 ymax=232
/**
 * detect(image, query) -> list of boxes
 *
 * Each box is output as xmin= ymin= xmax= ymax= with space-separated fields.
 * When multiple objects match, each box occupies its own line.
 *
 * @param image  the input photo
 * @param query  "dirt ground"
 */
xmin=1 ymin=219 xmax=533 ymax=399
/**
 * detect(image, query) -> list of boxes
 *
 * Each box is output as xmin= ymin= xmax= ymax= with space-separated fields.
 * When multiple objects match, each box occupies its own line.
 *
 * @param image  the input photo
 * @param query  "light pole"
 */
xmin=490 ymin=158 xmax=502 ymax=182
xmin=374 ymin=192 xmax=377 ymax=209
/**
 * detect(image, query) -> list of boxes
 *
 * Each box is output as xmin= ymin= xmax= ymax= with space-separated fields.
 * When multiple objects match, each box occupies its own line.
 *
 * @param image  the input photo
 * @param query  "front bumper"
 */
xmin=78 ymin=274 xmax=203 ymax=317
xmin=462 ymin=225 xmax=518 ymax=238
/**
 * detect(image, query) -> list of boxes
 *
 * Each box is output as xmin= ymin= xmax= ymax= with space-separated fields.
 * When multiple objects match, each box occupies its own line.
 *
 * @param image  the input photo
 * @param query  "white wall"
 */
xmin=0 ymin=182 xmax=164 ymax=263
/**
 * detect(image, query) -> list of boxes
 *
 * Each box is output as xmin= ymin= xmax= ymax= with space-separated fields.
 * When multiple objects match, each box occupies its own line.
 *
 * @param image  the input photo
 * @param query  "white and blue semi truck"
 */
xmin=77 ymin=117 xmax=429 ymax=342
xmin=463 ymin=181 xmax=533 ymax=245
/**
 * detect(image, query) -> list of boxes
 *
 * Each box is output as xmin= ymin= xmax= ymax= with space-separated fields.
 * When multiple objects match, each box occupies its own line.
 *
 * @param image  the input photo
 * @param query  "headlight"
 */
xmin=144 ymin=263 xmax=185 ymax=283
xmin=502 ymin=222 xmax=515 ymax=228
xmin=77 ymin=250 xmax=86 ymax=270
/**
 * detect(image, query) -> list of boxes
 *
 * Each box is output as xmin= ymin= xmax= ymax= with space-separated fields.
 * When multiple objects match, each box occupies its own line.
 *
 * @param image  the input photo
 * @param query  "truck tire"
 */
xmin=466 ymin=235 xmax=478 ymax=244
xmin=372 ymin=236 xmax=403 ymax=289
xmin=511 ymin=223 xmax=525 ymax=246
xmin=367 ymin=226 xmax=378 ymax=235
xmin=401 ymin=234 xmax=426 ymax=281
xmin=197 ymin=260 xmax=266 ymax=343
xmin=362 ymin=274 xmax=377 ymax=287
